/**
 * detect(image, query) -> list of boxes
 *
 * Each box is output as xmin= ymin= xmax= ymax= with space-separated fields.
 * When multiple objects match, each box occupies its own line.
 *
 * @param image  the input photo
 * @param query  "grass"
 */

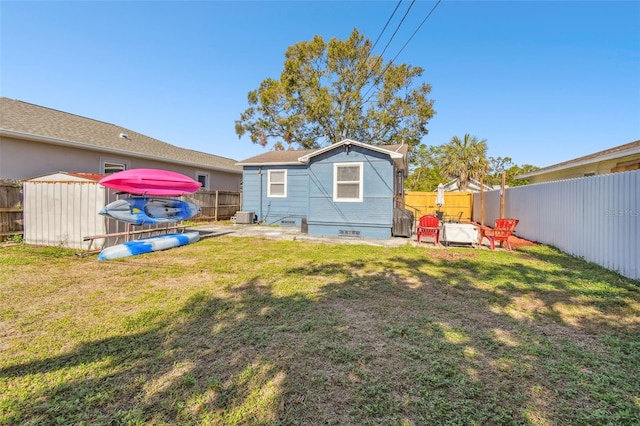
xmin=0 ymin=235 xmax=639 ymax=425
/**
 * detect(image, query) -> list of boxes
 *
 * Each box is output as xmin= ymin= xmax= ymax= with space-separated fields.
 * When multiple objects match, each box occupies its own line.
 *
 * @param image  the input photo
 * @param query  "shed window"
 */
xmin=334 ymin=162 xmax=363 ymax=202
xmin=268 ymin=170 xmax=287 ymax=197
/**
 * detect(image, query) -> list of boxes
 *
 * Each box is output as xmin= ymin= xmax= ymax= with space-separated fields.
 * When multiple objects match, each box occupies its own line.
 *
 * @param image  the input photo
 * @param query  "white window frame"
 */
xmin=267 ymin=169 xmax=287 ymax=198
xmin=196 ymin=171 xmax=209 ymax=190
xmin=100 ymin=158 xmax=130 ymax=174
xmin=333 ymin=162 xmax=363 ymax=202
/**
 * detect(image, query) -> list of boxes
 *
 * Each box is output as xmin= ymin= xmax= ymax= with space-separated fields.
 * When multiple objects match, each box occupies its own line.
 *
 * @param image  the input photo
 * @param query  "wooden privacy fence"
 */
xmin=404 ymin=191 xmax=473 ymax=222
xmin=0 ymin=180 xmax=23 ymax=241
xmin=182 ymin=190 xmax=241 ymax=221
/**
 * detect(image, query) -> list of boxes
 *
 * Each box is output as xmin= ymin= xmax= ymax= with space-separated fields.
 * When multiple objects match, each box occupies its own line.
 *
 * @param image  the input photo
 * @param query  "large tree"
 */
xmin=486 ymin=156 xmax=540 ymax=187
xmin=408 ymin=142 xmax=540 ymax=191
xmin=440 ymin=134 xmax=488 ymax=192
xmin=235 ymin=29 xmax=436 ymax=151
xmin=406 ymin=144 xmax=446 ymax=191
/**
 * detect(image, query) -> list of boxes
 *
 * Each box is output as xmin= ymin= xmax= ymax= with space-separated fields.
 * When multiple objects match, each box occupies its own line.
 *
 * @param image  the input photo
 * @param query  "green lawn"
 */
xmin=1 ymin=235 xmax=638 ymax=425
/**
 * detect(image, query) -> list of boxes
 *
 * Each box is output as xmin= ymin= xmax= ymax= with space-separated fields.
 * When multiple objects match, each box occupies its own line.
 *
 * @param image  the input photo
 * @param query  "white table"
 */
xmin=441 ymin=223 xmax=478 ymax=247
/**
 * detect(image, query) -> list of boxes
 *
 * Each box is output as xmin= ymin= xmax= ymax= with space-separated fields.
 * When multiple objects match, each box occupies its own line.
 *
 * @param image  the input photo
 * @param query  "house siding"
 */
xmin=307 ymin=146 xmax=394 ymax=239
xmin=1 ymin=136 xmax=241 ymax=190
xmin=241 ymin=165 xmax=309 ymax=226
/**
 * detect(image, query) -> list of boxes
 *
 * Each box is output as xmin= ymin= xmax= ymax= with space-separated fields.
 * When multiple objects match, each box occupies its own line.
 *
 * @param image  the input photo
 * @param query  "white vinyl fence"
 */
xmin=473 ymin=170 xmax=639 ymax=280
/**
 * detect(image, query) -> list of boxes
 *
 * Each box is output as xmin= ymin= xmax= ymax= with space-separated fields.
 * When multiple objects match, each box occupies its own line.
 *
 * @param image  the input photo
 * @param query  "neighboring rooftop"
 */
xmin=0 ymin=97 xmax=241 ymax=173
xmin=516 ymin=139 xmax=640 ymax=179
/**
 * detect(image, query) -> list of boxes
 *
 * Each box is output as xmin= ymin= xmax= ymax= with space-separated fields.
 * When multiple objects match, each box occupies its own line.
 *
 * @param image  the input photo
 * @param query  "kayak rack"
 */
xmin=78 ymin=224 xmax=189 ymax=257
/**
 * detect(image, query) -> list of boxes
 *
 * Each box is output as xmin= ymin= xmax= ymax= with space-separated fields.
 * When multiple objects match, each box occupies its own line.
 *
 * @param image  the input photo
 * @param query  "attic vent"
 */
xmin=119 ymin=133 xmax=130 ymax=140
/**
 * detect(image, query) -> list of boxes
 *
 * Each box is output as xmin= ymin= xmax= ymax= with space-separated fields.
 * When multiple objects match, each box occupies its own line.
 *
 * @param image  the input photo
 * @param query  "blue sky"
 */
xmin=1 ymin=0 xmax=638 ymax=168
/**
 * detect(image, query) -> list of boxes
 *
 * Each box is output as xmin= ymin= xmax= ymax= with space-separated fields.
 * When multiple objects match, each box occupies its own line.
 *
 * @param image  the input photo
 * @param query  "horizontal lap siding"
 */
xmin=240 ymin=167 xmax=262 ymax=215
xmin=307 ymin=147 xmax=394 ymax=239
xmin=308 ymin=191 xmax=391 ymax=226
xmin=241 ymin=166 xmax=309 ymax=226
xmin=307 ymin=223 xmax=392 ymax=239
xmin=264 ymin=167 xmax=309 ymax=226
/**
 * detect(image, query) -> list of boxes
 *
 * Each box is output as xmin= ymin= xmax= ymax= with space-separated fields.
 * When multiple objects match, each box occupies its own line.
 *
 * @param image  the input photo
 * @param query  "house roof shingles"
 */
xmin=517 ymin=139 xmax=640 ymax=178
xmin=237 ymin=143 xmax=408 ymax=166
xmin=238 ymin=149 xmax=317 ymax=165
xmin=0 ymin=97 xmax=241 ymax=173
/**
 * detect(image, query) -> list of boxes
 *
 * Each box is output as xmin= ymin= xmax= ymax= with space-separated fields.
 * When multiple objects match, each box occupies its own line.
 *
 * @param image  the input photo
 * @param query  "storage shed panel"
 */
xmin=23 ymin=180 xmax=107 ymax=250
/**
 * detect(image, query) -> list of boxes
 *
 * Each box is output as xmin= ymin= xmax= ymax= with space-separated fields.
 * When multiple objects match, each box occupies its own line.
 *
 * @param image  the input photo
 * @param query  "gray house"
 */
xmin=237 ymin=139 xmax=409 ymax=239
xmin=0 ymin=97 xmax=242 ymax=190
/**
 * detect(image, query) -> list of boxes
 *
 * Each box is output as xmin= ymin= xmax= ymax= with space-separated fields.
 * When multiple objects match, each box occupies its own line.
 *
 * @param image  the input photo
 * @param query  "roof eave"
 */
xmin=236 ymin=161 xmax=305 ymax=167
xmin=298 ymin=139 xmax=404 ymax=164
xmin=1 ymin=129 xmax=242 ymax=175
xmin=515 ymin=145 xmax=640 ymax=179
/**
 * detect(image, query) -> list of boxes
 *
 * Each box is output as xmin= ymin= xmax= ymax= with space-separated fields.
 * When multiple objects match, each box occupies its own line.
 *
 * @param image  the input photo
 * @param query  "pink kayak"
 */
xmin=98 ymin=169 xmax=202 ymax=196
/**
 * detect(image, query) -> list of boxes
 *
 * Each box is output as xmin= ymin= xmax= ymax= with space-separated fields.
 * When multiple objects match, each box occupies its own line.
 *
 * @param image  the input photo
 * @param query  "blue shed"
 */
xmin=237 ymin=139 xmax=410 ymax=240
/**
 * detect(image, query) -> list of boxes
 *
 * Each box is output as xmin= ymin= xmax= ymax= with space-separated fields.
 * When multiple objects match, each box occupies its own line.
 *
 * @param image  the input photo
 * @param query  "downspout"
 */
xmin=258 ymin=167 xmax=263 ymax=222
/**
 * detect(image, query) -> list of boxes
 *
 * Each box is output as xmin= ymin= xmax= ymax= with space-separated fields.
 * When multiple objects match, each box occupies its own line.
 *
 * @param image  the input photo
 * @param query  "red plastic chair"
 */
xmin=417 ymin=214 xmax=441 ymax=246
xmin=479 ymin=218 xmax=519 ymax=250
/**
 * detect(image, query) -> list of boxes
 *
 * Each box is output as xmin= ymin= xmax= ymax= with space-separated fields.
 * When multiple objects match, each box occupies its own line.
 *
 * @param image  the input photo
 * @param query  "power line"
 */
xmin=390 ymin=0 xmax=442 ymax=64
xmin=371 ymin=0 xmax=403 ymax=52
xmin=359 ymin=1 xmax=417 ymax=107
xmin=331 ymin=0 xmax=442 ymax=143
xmin=377 ymin=0 xmax=416 ymax=59
xmin=363 ymin=0 xmax=410 ymax=90
xmin=358 ymin=0 xmax=442 ymax=125
xmin=333 ymin=1 xmax=411 ymax=142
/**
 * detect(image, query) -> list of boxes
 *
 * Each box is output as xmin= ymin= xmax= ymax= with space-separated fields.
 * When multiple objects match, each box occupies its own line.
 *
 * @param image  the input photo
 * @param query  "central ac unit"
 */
xmin=235 ymin=211 xmax=255 ymax=224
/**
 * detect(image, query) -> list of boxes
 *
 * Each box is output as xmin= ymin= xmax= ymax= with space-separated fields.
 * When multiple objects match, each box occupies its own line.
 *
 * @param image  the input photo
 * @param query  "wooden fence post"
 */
xmin=480 ymin=176 xmax=485 ymax=226
xmin=500 ymin=172 xmax=506 ymax=219
xmin=214 ymin=190 xmax=219 ymax=222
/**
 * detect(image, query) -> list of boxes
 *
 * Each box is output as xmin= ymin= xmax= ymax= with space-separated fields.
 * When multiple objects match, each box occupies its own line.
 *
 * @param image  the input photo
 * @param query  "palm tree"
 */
xmin=440 ymin=134 xmax=488 ymax=192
